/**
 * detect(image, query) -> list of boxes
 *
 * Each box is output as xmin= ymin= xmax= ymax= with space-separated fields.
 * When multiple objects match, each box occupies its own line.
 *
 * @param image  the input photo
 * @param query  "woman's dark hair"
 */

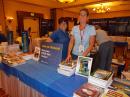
xmin=80 ymin=8 xmax=89 ymax=16
xmin=58 ymin=17 xmax=68 ymax=24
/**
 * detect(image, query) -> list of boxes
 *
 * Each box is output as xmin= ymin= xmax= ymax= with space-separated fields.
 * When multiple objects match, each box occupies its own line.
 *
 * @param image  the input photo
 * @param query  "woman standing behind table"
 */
xmin=47 ymin=17 xmax=70 ymax=61
xmin=66 ymin=8 xmax=96 ymax=61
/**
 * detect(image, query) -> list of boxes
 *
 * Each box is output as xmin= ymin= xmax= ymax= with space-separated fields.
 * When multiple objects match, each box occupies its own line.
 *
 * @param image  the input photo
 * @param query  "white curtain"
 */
xmin=0 ymin=70 xmax=45 ymax=97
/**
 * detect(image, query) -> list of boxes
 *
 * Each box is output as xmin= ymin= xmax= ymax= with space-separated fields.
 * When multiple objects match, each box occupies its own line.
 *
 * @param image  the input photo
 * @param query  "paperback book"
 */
xmin=109 ymin=79 xmax=130 ymax=96
xmin=2 ymin=53 xmax=26 ymax=67
xmin=88 ymin=69 xmax=113 ymax=88
xmin=92 ymin=69 xmax=112 ymax=80
xmin=59 ymin=60 xmax=77 ymax=69
xmin=33 ymin=47 xmax=40 ymax=61
xmin=75 ymin=56 xmax=93 ymax=77
xmin=58 ymin=60 xmax=77 ymax=76
xmin=101 ymin=89 xmax=129 ymax=97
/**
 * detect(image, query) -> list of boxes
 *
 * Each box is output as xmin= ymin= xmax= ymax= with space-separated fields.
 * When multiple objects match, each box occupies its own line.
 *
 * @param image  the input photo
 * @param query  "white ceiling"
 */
xmin=11 ymin=0 xmax=130 ymax=13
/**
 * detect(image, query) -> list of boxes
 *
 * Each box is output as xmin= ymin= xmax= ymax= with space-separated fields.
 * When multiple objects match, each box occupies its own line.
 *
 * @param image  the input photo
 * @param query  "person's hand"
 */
xmin=66 ymin=54 xmax=72 ymax=62
xmin=82 ymin=52 xmax=87 ymax=57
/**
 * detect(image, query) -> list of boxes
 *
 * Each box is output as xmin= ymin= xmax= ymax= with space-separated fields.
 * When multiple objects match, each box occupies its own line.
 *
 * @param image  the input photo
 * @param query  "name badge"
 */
xmin=79 ymin=44 xmax=84 ymax=53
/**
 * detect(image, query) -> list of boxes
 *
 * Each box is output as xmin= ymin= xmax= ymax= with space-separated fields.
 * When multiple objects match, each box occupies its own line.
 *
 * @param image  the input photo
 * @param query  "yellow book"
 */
xmin=102 ymin=89 xmax=129 ymax=97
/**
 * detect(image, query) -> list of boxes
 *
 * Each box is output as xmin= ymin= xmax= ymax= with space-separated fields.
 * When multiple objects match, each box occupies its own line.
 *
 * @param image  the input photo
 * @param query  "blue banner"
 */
xmin=22 ymin=31 xmax=29 ymax=53
xmin=40 ymin=42 xmax=63 ymax=65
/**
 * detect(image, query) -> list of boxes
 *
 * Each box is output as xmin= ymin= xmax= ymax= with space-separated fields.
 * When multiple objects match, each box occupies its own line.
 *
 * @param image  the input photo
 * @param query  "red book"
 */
xmin=73 ymin=83 xmax=103 ymax=97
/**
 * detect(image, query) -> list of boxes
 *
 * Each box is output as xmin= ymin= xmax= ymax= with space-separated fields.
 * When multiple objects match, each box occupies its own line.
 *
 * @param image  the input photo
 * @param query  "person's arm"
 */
xmin=66 ymin=35 xmax=75 ymax=61
xmin=46 ymin=37 xmax=53 ymax=42
xmin=46 ymin=31 xmax=57 ymax=42
xmin=82 ymin=35 xmax=95 ymax=56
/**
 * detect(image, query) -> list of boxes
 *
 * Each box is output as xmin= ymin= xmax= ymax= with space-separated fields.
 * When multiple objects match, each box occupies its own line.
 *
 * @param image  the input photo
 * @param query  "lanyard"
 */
xmin=80 ymin=29 xmax=85 ymax=44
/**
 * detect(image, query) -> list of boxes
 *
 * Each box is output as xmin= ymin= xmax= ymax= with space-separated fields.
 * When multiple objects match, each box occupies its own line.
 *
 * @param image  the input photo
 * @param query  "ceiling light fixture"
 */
xmin=93 ymin=4 xmax=110 ymax=13
xmin=57 ymin=0 xmax=75 ymax=3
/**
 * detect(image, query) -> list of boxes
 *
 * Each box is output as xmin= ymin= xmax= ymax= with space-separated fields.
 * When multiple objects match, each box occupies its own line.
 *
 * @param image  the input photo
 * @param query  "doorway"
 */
xmin=24 ymin=17 xmax=39 ymax=38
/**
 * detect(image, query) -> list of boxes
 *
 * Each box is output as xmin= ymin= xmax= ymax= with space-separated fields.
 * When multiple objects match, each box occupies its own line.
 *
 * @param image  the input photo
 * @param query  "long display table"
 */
xmin=0 ymin=60 xmax=86 ymax=97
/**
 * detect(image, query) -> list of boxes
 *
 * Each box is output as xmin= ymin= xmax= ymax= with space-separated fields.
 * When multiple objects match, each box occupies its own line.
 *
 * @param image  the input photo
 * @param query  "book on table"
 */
xmin=75 ymin=56 xmax=93 ymax=77
xmin=108 ymin=78 xmax=130 ymax=96
xmin=92 ymin=69 xmax=112 ymax=80
xmin=2 ymin=53 xmax=26 ymax=67
xmin=101 ymin=89 xmax=129 ymax=97
xmin=33 ymin=47 xmax=40 ymax=61
xmin=73 ymin=83 xmax=104 ymax=97
xmin=59 ymin=60 xmax=76 ymax=69
xmin=57 ymin=60 xmax=77 ymax=76
xmin=88 ymin=69 xmax=113 ymax=88
xmin=121 ymin=71 xmax=130 ymax=81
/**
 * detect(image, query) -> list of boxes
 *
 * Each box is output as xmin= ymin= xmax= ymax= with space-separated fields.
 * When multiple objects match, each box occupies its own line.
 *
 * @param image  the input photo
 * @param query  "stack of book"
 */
xmin=2 ymin=53 xmax=26 ymax=67
xmin=73 ymin=83 xmax=104 ymax=97
xmin=18 ymin=52 xmax=33 ymax=61
xmin=57 ymin=60 xmax=76 ymax=76
xmin=121 ymin=71 xmax=130 ymax=81
xmin=108 ymin=78 xmax=130 ymax=96
xmin=88 ymin=69 xmax=113 ymax=88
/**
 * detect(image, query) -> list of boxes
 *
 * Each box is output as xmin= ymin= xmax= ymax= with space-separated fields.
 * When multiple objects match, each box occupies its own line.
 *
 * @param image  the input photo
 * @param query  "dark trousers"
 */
xmin=96 ymin=41 xmax=113 ymax=70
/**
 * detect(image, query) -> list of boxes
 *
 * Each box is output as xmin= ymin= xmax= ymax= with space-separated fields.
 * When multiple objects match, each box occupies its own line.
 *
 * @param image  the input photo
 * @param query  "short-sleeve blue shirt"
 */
xmin=50 ymin=29 xmax=70 ymax=60
xmin=72 ymin=24 xmax=96 ymax=56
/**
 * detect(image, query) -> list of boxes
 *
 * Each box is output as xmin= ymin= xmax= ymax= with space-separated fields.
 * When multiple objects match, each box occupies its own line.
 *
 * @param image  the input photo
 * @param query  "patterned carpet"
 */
xmin=0 ymin=88 xmax=9 ymax=97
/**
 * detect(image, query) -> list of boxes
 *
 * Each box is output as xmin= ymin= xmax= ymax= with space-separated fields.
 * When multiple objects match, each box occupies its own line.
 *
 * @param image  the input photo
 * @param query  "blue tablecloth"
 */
xmin=0 ymin=60 xmax=87 ymax=97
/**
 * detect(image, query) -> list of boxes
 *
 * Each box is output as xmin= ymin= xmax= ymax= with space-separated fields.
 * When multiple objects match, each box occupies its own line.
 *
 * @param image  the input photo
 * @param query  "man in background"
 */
xmin=95 ymin=25 xmax=113 ymax=70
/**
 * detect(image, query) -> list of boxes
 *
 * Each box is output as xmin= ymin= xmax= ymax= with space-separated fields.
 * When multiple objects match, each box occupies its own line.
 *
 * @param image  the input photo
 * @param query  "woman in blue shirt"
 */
xmin=47 ymin=17 xmax=70 ymax=61
xmin=66 ymin=8 xmax=96 ymax=60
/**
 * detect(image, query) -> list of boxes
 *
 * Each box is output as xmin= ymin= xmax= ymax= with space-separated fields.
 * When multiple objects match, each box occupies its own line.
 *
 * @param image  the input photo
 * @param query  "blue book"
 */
xmin=7 ymin=31 xmax=13 ymax=45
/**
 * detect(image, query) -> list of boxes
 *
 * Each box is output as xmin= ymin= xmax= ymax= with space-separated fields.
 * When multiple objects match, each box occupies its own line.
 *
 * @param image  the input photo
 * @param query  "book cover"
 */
xmin=59 ymin=60 xmax=77 ymax=69
xmin=58 ymin=60 xmax=76 ymax=76
xmin=109 ymin=80 xmax=130 ymax=96
xmin=75 ymin=56 xmax=93 ymax=77
xmin=92 ymin=69 xmax=112 ymax=80
xmin=88 ymin=69 xmax=113 ymax=88
xmin=73 ymin=83 xmax=103 ymax=97
xmin=33 ymin=47 xmax=40 ymax=61
xmin=102 ymin=89 xmax=129 ymax=97
xmin=2 ymin=54 xmax=26 ymax=67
